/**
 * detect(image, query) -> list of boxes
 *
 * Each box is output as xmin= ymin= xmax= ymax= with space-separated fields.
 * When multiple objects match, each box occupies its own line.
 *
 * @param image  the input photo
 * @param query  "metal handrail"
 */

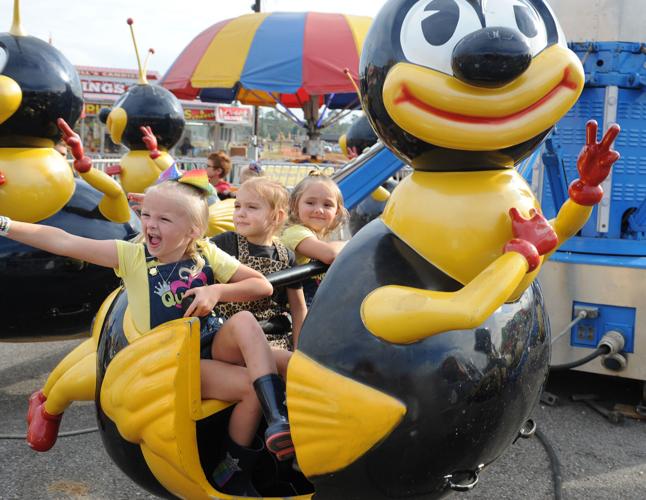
xmin=86 ymin=156 xmax=344 ymax=189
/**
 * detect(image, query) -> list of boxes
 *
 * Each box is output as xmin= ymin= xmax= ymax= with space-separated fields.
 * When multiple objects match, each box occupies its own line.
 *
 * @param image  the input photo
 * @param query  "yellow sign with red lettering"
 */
xmin=184 ymin=108 xmax=216 ymax=122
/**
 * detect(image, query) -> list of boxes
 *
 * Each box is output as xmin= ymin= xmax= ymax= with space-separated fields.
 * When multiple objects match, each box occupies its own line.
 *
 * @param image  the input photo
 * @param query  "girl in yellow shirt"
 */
xmin=281 ymin=173 xmax=348 ymax=305
xmin=10 ymin=125 xmax=294 ymax=495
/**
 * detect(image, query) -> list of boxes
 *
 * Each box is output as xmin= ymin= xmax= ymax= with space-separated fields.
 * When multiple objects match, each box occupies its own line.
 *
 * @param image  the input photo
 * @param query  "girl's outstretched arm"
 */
xmin=183 ymin=264 xmax=272 ymax=317
xmin=286 ymin=287 xmax=307 ymax=349
xmin=2 ymin=218 xmax=118 ymax=268
xmin=295 ymin=238 xmax=346 ymax=264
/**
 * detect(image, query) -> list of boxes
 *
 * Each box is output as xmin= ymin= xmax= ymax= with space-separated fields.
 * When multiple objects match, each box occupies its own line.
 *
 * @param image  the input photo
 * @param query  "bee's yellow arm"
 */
xmin=361 ymin=251 xmax=530 ymax=344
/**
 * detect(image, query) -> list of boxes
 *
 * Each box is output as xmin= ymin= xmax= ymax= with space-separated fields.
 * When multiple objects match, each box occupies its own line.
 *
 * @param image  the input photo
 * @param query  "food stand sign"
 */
xmin=184 ymin=108 xmax=216 ymax=122
xmin=216 ymin=106 xmax=252 ymax=125
xmin=83 ymin=102 xmax=112 ymax=116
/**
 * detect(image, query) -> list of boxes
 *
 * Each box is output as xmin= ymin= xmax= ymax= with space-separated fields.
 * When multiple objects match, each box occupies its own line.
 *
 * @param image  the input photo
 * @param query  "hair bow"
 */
xmin=156 ymin=163 xmax=215 ymax=195
xmin=248 ymin=161 xmax=263 ymax=174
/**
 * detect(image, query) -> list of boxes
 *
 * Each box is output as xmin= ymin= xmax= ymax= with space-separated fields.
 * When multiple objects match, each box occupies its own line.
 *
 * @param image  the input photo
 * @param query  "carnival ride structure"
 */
xmin=161 ymin=11 xmax=372 ymax=158
xmin=0 ymin=0 xmax=137 ymax=341
xmin=298 ymin=0 xmax=610 ymax=496
xmin=336 ymin=115 xmax=397 ymax=234
xmin=99 ymin=19 xmax=184 ymax=195
xmin=25 ymin=0 xmax=625 ymax=499
xmin=339 ymin=114 xmax=378 ymax=160
xmin=98 ymin=19 xmax=236 ymax=238
xmin=516 ymin=0 xmax=646 ymax=386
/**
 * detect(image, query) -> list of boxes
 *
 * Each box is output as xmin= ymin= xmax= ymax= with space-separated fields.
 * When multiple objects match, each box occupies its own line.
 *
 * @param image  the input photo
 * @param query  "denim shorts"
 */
xmin=200 ymin=314 xmax=225 ymax=360
xmin=302 ymin=277 xmax=321 ymax=308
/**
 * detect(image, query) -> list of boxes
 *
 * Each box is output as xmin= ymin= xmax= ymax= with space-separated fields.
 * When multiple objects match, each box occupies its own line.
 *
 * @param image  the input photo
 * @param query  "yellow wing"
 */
xmin=287 ymin=351 xmax=406 ymax=477
xmin=100 ymin=317 xmax=230 ymax=499
xmin=207 ymin=197 xmax=236 ymax=236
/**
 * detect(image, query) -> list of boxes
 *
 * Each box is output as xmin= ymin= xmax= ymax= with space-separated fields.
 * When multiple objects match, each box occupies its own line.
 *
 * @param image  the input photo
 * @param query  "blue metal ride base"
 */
xmin=519 ymin=42 xmax=646 ymax=367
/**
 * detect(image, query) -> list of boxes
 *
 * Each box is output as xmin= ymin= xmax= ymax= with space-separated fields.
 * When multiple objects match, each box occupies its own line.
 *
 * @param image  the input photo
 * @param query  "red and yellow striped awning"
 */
xmin=162 ymin=12 xmax=371 ymax=109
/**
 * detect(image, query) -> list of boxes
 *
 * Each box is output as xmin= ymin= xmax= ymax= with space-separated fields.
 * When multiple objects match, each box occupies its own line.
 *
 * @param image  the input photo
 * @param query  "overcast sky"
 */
xmin=10 ymin=0 xmax=387 ymax=76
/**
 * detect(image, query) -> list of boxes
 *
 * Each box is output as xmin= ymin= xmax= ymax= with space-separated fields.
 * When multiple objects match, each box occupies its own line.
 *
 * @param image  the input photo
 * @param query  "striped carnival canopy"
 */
xmin=162 ymin=12 xmax=371 ymax=108
xmin=161 ymin=12 xmax=372 ymax=142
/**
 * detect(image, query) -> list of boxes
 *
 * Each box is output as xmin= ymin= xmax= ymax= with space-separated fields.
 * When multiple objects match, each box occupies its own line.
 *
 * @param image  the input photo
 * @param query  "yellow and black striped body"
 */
xmin=288 ymin=0 xmax=595 ymax=496
xmin=292 ymin=216 xmax=549 ymax=498
xmin=94 ymin=288 xmax=314 ymax=499
xmin=0 ymin=179 xmax=138 ymax=340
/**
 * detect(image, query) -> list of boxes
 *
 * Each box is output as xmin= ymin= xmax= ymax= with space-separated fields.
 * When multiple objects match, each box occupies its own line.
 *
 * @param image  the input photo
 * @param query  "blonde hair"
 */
xmin=141 ymin=181 xmax=210 ymax=276
xmin=207 ymin=150 xmax=232 ymax=177
xmin=238 ymin=177 xmax=289 ymax=236
xmin=287 ymin=173 xmax=348 ymax=237
xmin=239 ymin=163 xmax=265 ymax=184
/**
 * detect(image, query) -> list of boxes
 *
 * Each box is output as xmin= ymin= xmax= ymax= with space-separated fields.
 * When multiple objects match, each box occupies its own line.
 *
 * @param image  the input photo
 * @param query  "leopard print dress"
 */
xmin=215 ymin=234 xmax=291 ymax=321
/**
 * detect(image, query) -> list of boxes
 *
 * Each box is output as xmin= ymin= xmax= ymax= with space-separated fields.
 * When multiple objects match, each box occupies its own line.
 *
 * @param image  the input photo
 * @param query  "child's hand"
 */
xmin=140 ymin=125 xmax=161 ymax=159
xmin=181 ymin=285 xmax=222 ymax=318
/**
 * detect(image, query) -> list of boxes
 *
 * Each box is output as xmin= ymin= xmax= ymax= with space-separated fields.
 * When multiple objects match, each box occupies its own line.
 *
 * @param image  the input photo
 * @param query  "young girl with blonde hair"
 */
xmin=238 ymin=161 xmax=265 ymax=184
xmin=281 ymin=172 xmax=349 ymax=305
xmin=213 ymin=177 xmax=307 ymax=347
xmin=16 ymin=124 xmax=294 ymax=497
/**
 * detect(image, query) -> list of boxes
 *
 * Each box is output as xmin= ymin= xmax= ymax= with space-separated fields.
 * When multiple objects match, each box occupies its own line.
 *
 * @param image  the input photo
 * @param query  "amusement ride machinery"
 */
xmin=161 ymin=11 xmax=372 ymax=160
xmin=523 ymin=0 xmax=646 ymax=398
xmin=25 ymin=0 xmax=617 ymax=498
xmin=0 ymin=0 xmax=137 ymax=341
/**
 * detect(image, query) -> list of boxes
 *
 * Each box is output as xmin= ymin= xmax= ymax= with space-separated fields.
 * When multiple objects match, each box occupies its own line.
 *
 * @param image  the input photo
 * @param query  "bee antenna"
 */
xmin=10 ymin=0 xmax=27 ymax=37
xmin=142 ymin=48 xmax=155 ymax=80
xmin=127 ymin=18 xmax=148 ymax=84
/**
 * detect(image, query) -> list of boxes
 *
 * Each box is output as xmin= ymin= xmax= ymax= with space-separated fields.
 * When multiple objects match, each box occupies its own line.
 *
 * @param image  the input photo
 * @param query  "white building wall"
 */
xmin=549 ymin=0 xmax=646 ymax=42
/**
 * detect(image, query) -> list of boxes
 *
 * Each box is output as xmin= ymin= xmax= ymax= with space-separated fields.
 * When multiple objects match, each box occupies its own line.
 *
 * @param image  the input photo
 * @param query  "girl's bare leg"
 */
xmin=271 ymin=348 xmax=292 ymax=379
xmin=200 ymin=359 xmax=261 ymax=446
xmin=211 ymin=311 xmax=277 ymax=379
xmin=205 ymin=311 xmax=294 ymax=455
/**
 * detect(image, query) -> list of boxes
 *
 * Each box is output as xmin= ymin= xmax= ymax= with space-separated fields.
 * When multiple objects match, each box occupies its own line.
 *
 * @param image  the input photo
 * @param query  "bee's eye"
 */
xmin=422 ymin=0 xmax=460 ymax=46
xmin=0 ymin=47 xmax=8 ymax=73
xmin=400 ymin=0 xmax=481 ymax=76
xmin=514 ymin=5 xmax=538 ymax=38
xmin=482 ymin=0 xmax=549 ymax=57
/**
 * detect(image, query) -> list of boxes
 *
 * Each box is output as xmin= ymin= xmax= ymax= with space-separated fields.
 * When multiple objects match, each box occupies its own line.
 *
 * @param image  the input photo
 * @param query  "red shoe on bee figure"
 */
xmin=26 ymin=390 xmax=46 ymax=424
xmin=27 ymin=403 xmax=63 ymax=452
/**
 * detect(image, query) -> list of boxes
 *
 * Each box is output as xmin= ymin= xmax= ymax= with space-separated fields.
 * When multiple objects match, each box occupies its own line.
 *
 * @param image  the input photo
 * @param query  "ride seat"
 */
xmin=198 ymin=399 xmax=233 ymax=420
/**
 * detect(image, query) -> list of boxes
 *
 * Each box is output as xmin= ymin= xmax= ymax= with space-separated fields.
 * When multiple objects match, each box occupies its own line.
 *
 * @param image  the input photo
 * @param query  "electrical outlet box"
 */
xmin=570 ymin=302 xmax=635 ymax=352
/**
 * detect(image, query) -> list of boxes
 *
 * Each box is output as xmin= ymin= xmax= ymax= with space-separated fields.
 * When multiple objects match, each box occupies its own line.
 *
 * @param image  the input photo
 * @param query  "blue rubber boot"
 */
xmin=253 ymin=374 xmax=294 ymax=461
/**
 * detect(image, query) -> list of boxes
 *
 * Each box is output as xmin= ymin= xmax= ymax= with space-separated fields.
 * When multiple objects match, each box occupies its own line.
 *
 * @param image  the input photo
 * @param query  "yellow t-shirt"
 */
xmin=280 ymin=224 xmax=317 ymax=265
xmin=114 ymin=239 xmax=240 ymax=334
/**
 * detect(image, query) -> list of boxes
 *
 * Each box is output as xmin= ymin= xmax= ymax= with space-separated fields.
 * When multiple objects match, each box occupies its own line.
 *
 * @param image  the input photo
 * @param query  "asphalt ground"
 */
xmin=1 ymin=338 xmax=645 ymax=500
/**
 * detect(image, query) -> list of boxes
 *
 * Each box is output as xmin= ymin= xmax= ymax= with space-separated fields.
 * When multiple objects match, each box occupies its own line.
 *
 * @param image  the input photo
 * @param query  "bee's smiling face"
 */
xmin=360 ymin=0 xmax=584 ymax=169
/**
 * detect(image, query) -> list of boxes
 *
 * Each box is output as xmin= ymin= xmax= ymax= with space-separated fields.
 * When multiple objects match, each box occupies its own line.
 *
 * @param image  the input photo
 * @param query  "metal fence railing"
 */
xmin=88 ymin=157 xmax=343 ymax=190
xmin=230 ymin=160 xmax=340 ymax=188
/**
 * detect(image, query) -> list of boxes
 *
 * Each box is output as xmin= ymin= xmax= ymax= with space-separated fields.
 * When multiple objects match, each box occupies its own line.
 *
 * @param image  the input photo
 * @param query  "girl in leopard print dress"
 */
xmin=212 ymin=178 xmax=307 ymax=348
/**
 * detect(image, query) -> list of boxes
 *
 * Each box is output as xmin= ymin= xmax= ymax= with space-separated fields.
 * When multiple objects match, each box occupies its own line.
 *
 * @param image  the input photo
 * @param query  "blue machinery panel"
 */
xmin=509 ymin=42 xmax=645 ymax=362
xmin=570 ymin=302 xmax=636 ymax=353
xmin=522 ymin=42 xmax=646 ymax=270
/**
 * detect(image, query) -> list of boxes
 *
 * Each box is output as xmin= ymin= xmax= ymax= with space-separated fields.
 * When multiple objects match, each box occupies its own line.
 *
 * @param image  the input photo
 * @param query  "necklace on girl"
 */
xmin=148 ymin=259 xmax=180 ymax=287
